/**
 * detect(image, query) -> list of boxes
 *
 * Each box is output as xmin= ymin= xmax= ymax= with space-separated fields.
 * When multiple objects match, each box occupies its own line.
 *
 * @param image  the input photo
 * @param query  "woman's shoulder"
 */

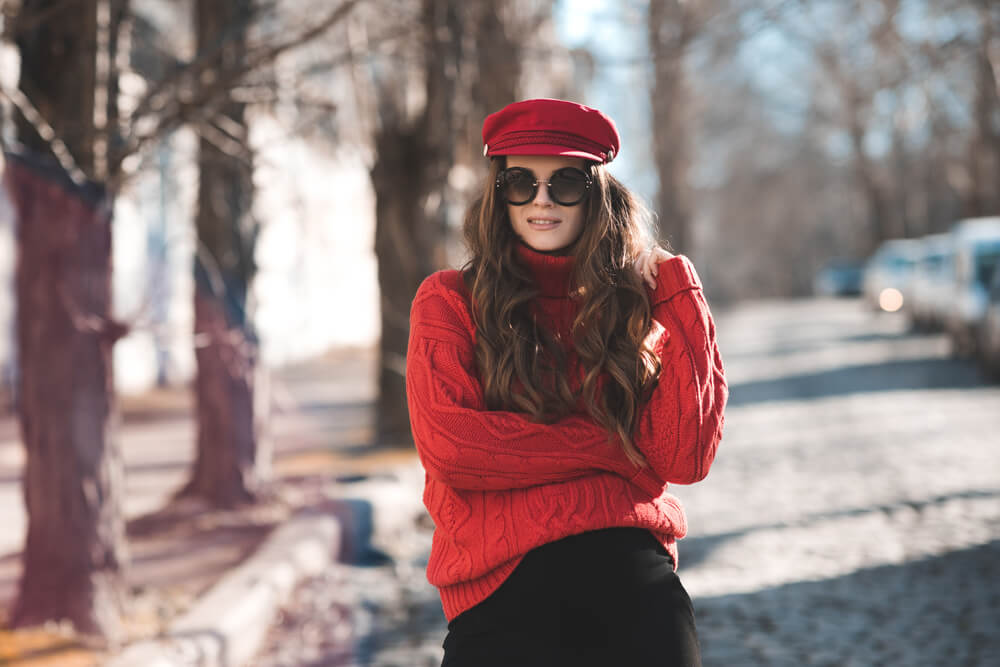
xmin=412 ymin=269 xmax=475 ymax=332
xmin=415 ymin=269 xmax=470 ymax=305
xmin=418 ymin=269 xmax=468 ymax=296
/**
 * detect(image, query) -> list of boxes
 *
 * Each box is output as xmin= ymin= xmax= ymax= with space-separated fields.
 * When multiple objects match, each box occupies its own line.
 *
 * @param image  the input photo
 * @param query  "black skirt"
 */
xmin=441 ymin=527 xmax=702 ymax=667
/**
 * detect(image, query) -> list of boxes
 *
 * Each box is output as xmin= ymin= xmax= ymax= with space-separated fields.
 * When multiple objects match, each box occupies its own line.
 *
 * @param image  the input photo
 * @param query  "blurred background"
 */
xmin=0 ymin=0 xmax=998 ymax=665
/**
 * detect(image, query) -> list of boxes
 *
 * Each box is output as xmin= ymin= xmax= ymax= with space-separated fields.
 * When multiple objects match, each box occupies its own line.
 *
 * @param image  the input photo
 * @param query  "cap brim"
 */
xmin=487 ymin=145 xmax=604 ymax=163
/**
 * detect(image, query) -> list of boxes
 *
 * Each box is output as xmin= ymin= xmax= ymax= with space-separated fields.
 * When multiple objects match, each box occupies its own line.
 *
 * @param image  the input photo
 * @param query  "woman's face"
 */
xmin=504 ymin=155 xmax=589 ymax=254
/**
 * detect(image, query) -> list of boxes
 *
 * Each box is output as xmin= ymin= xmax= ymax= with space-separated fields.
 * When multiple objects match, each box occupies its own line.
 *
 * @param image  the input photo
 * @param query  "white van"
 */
xmin=862 ymin=238 xmax=922 ymax=313
xmin=943 ymin=217 xmax=1000 ymax=357
xmin=907 ymin=233 xmax=954 ymax=330
xmin=979 ymin=267 xmax=1000 ymax=379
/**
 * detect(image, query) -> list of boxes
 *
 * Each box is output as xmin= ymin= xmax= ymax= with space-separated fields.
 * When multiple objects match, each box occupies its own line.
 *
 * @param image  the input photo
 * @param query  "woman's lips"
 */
xmin=527 ymin=218 xmax=561 ymax=229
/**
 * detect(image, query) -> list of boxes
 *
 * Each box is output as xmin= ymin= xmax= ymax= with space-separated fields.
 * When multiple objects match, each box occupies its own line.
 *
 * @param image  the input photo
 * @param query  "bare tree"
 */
xmin=967 ymin=0 xmax=1000 ymax=216
xmin=369 ymin=0 xmax=462 ymax=445
xmin=4 ymin=0 xmax=130 ymax=639
xmin=1 ymin=0 xmax=363 ymax=634
xmin=648 ymin=0 xmax=700 ymax=253
xmin=175 ymin=0 xmax=263 ymax=507
xmin=763 ymin=0 xmax=996 ymax=251
xmin=123 ymin=1 xmax=363 ymax=506
xmin=648 ymin=0 xmax=998 ymax=300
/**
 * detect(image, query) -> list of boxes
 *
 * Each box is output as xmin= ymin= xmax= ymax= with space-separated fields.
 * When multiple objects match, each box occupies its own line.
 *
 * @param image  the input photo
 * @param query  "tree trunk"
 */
xmin=848 ymin=117 xmax=891 ymax=252
xmin=372 ymin=126 xmax=431 ymax=445
xmin=648 ymin=0 xmax=694 ymax=254
xmin=890 ymin=112 xmax=913 ymax=238
xmin=372 ymin=0 xmax=460 ymax=446
xmin=7 ymin=0 xmax=127 ymax=638
xmin=835 ymin=61 xmax=890 ymax=251
xmin=6 ymin=157 xmax=126 ymax=638
xmin=469 ymin=3 xmax=520 ymax=146
xmin=969 ymin=5 xmax=1000 ymax=216
xmin=5 ymin=157 xmax=127 ymax=638
xmin=178 ymin=0 xmax=264 ymax=507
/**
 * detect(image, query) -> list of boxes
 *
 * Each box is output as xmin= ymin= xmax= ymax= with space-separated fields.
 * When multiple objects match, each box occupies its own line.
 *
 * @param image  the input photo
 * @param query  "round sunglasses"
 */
xmin=495 ymin=167 xmax=592 ymax=206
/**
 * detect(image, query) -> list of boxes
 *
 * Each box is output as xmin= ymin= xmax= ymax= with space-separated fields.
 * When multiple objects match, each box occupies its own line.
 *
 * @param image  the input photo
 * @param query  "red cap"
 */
xmin=482 ymin=98 xmax=620 ymax=164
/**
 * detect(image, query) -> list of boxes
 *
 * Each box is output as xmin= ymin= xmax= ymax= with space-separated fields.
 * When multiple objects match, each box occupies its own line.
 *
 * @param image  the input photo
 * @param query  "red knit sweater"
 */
xmin=405 ymin=243 xmax=727 ymax=621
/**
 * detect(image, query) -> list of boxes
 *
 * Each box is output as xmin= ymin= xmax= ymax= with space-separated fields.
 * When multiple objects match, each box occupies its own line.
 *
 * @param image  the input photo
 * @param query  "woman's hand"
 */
xmin=633 ymin=247 xmax=675 ymax=289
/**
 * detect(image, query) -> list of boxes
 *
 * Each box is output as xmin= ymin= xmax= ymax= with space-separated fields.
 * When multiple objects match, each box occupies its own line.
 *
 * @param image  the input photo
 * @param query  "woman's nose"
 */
xmin=533 ymin=181 xmax=554 ymax=206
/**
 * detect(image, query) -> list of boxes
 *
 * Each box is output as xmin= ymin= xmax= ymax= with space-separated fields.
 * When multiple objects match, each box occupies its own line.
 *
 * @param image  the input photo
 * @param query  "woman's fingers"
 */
xmin=649 ymin=248 xmax=674 ymax=281
xmin=652 ymin=247 xmax=673 ymax=264
xmin=635 ymin=247 xmax=675 ymax=289
xmin=644 ymin=253 xmax=657 ymax=288
xmin=633 ymin=250 xmax=649 ymax=276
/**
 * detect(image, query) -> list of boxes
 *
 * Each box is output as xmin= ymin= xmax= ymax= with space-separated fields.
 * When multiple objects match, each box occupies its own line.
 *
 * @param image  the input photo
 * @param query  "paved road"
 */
xmin=256 ymin=298 xmax=1000 ymax=666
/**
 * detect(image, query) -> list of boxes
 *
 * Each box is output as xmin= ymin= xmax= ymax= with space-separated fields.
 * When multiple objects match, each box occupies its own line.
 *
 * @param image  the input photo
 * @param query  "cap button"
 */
xmin=606 ymin=149 xmax=615 ymax=162
xmin=483 ymin=143 xmax=489 ymax=157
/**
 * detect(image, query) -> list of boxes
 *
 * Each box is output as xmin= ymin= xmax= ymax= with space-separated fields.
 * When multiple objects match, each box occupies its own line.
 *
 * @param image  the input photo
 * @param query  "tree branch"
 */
xmin=110 ymin=0 xmax=364 ymax=178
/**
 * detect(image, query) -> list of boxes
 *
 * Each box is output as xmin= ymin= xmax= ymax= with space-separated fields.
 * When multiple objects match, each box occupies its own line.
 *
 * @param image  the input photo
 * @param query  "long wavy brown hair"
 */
xmin=462 ymin=157 xmax=665 ymax=467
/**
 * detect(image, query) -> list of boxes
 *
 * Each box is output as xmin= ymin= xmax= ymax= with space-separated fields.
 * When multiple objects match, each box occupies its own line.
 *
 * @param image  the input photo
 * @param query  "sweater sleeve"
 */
xmin=406 ymin=271 xmax=642 ymax=491
xmin=634 ymin=255 xmax=728 ymax=485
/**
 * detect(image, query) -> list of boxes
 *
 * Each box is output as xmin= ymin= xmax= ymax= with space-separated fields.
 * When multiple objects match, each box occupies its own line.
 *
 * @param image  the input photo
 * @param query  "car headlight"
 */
xmin=879 ymin=288 xmax=904 ymax=312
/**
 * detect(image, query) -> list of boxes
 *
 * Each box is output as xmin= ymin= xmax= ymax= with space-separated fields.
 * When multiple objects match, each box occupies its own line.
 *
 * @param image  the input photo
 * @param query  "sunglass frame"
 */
xmin=495 ymin=167 xmax=593 ymax=206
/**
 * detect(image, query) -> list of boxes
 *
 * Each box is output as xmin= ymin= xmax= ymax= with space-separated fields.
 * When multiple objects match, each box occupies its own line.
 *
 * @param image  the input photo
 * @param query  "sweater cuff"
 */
xmin=649 ymin=255 xmax=702 ymax=306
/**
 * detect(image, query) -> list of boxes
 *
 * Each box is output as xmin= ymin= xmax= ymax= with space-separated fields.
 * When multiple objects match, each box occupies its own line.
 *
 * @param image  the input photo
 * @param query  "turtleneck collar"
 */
xmin=514 ymin=242 xmax=576 ymax=298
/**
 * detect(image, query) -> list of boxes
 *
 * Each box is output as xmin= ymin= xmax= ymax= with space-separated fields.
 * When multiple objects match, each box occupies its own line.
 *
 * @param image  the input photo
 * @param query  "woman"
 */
xmin=406 ymin=98 xmax=727 ymax=666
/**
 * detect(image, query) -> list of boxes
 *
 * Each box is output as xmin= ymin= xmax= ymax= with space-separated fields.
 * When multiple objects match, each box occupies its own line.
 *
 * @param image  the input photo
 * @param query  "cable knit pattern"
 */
xmin=406 ymin=243 xmax=727 ymax=621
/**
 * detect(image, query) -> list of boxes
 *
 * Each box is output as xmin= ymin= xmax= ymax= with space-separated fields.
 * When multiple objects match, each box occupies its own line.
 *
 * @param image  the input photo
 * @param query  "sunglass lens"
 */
xmin=550 ymin=169 xmax=589 ymax=205
xmin=499 ymin=169 xmax=535 ymax=205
